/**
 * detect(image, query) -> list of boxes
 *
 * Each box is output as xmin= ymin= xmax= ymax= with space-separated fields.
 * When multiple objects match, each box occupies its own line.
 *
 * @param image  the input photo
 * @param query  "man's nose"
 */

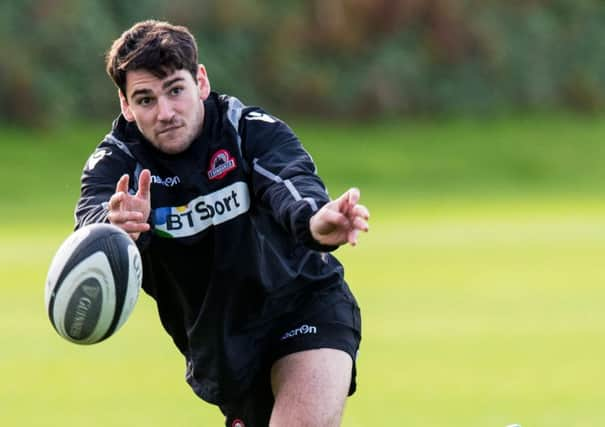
xmin=157 ymin=97 xmax=175 ymax=122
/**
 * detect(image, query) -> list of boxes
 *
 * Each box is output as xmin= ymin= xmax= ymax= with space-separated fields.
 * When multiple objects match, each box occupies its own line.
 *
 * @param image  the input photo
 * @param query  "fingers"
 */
xmin=108 ymin=191 xmax=125 ymax=211
xmin=352 ymin=215 xmax=369 ymax=232
xmin=314 ymin=208 xmax=349 ymax=234
xmin=115 ymin=174 xmax=129 ymax=194
xmin=336 ymin=189 xmax=352 ymax=213
xmin=137 ymin=169 xmax=151 ymax=200
xmin=342 ymin=188 xmax=369 ymax=246
xmin=107 ymin=210 xmax=150 ymax=234
xmin=337 ymin=188 xmax=361 ymax=215
xmin=106 ymin=171 xmax=152 ymax=242
xmin=348 ymin=229 xmax=360 ymax=246
xmin=107 ymin=210 xmax=146 ymax=224
xmin=343 ymin=188 xmax=369 ymax=232
xmin=347 ymin=188 xmax=360 ymax=210
xmin=351 ymin=204 xmax=370 ymax=221
xmin=110 ymin=174 xmax=131 ymax=211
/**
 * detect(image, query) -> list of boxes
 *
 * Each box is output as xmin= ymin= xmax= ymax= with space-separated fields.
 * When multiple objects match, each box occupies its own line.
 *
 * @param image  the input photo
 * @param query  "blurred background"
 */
xmin=2 ymin=1 xmax=605 ymax=426
xmin=4 ymin=0 xmax=605 ymax=125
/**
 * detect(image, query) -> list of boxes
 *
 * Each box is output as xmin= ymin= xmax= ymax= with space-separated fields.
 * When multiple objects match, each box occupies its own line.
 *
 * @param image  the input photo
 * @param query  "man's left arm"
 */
xmin=240 ymin=110 xmax=369 ymax=249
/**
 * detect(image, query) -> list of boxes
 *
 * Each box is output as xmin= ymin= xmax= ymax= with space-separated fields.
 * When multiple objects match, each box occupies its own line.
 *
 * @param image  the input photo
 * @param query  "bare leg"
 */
xmin=269 ymin=348 xmax=352 ymax=427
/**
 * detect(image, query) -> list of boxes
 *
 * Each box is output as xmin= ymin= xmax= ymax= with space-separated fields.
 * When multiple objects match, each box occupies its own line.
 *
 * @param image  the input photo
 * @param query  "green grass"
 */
xmin=339 ymin=199 xmax=605 ymax=426
xmin=2 ymin=116 xmax=605 ymax=425
xmin=294 ymin=113 xmax=605 ymax=198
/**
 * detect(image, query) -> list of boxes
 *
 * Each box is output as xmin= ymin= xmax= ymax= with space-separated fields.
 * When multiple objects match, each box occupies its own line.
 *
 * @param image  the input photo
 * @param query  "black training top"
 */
xmin=74 ymin=93 xmax=358 ymax=405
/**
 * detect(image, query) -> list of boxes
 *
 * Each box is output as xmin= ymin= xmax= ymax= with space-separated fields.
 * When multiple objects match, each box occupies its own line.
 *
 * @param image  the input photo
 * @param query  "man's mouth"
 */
xmin=157 ymin=124 xmax=183 ymax=136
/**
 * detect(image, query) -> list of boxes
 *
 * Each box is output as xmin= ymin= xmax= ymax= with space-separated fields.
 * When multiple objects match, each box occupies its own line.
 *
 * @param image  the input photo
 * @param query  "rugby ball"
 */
xmin=45 ymin=223 xmax=143 ymax=345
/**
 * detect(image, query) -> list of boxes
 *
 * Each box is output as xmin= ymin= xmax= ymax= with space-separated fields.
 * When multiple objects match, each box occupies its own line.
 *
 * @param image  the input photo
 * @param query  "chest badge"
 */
xmin=207 ymin=149 xmax=237 ymax=180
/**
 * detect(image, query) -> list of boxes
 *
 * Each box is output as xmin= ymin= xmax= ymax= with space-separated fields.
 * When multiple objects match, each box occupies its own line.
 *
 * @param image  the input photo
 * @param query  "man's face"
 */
xmin=120 ymin=66 xmax=210 ymax=154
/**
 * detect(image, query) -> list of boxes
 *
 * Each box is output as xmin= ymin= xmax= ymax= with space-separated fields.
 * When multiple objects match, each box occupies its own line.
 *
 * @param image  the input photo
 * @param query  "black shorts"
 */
xmin=219 ymin=296 xmax=361 ymax=427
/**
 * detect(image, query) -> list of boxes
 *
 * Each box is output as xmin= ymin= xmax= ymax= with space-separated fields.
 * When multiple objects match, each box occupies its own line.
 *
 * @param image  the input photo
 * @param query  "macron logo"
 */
xmin=151 ymin=175 xmax=181 ymax=187
xmin=245 ymin=111 xmax=277 ymax=123
xmin=86 ymin=149 xmax=112 ymax=170
xmin=281 ymin=324 xmax=318 ymax=341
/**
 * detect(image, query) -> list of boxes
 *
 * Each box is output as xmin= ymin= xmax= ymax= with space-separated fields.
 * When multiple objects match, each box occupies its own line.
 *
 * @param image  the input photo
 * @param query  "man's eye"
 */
xmin=170 ymin=87 xmax=183 ymax=96
xmin=138 ymin=97 xmax=153 ymax=106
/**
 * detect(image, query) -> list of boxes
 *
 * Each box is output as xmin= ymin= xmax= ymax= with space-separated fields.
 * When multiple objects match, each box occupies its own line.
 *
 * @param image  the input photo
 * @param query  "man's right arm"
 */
xmin=74 ymin=143 xmax=133 ymax=230
xmin=105 ymin=170 xmax=151 ymax=241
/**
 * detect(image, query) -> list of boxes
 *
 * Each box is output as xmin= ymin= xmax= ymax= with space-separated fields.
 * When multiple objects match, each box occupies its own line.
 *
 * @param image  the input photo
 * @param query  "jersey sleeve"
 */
xmin=74 ymin=141 xmax=135 ymax=230
xmin=239 ymin=109 xmax=337 ymax=251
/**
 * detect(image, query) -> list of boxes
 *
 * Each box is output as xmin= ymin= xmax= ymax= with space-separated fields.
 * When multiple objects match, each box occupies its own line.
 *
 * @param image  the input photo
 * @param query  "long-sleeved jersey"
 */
xmin=75 ymin=93 xmax=359 ymax=405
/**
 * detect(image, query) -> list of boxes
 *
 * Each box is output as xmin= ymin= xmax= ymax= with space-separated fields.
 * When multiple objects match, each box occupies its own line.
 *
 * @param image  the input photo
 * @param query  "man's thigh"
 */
xmin=270 ymin=348 xmax=352 ymax=427
xmin=219 ymin=347 xmax=354 ymax=427
xmin=220 ymin=295 xmax=361 ymax=427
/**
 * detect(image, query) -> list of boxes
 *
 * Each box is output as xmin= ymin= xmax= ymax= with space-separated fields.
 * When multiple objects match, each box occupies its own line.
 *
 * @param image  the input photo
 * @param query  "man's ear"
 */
xmin=197 ymin=64 xmax=211 ymax=101
xmin=119 ymin=90 xmax=135 ymax=122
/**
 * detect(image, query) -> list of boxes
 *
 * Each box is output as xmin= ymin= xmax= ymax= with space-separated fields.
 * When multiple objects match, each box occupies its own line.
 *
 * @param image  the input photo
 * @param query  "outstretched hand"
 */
xmin=107 ymin=169 xmax=152 ymax=241
xmin=309 ymin=188 xmax=370 ymax=247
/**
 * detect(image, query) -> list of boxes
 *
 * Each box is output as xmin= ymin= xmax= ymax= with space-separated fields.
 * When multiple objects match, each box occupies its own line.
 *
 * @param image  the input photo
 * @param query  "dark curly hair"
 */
xmin=105 ymin=20 xmax=199 ymax=97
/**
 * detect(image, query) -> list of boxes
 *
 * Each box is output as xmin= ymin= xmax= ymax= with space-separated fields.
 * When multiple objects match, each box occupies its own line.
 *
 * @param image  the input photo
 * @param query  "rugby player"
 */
xmin=75 ymin=20 xmax=370 ymax=427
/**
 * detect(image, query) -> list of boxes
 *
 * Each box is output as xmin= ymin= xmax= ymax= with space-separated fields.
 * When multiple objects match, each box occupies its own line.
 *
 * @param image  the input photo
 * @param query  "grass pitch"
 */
xmin=2 ymin=116 xmax=605 ymax=426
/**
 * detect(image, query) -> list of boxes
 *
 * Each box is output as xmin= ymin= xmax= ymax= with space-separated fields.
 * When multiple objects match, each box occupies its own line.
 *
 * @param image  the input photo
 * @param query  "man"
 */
xmin=76 ymin=20 xmax=369 ymax=427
